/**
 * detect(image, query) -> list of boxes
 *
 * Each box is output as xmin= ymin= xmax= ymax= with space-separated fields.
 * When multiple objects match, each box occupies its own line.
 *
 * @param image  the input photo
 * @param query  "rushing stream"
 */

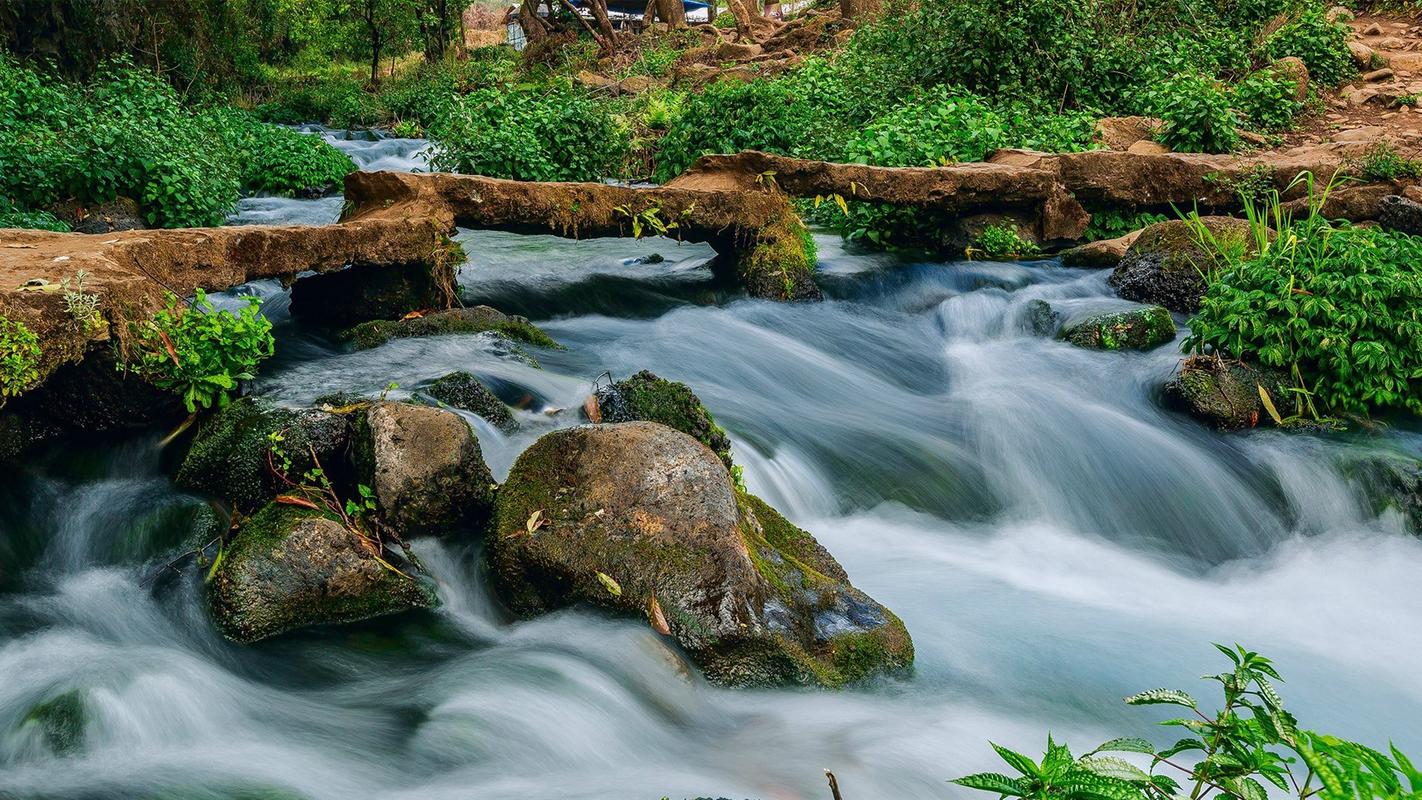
xmin=3 ymin=132 xmax=1421 ymax=800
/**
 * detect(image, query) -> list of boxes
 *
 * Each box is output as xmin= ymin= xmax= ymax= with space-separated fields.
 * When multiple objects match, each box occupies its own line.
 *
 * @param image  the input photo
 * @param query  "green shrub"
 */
xmin=1232 ymin=68 xmax=1303 ymax=132
xmin=1084 ymin=210 xmax=1168 ymax=241
xmin=1144 ymin=73 xmax=1241 ymax=154
xmin=0 ymin=316 xmax=41 ymax=403
xmin=1352 ymin=141 xmax=1422 ymax=182
xmin=973 ymin=224 xmax=1040 ymax=259
xmin=204 ymin=109 xmax=356 ymax=196
xmin=954 ymin=645 xmax=1421 ymax=800
xmin=654 ymin=79 xmax=819 ymax=181
xmin=129 ymin=290 xmax=276 ymax=413
xmin=1264 ymin=8 xmax=1355 ymax=87
xmin=0 ymin=203 xmax=70 ymax=232
xmin=429 ymin=85 xmax=628 ymax=182
xmin=1184 ymin=179 xmax=1422 ymax=418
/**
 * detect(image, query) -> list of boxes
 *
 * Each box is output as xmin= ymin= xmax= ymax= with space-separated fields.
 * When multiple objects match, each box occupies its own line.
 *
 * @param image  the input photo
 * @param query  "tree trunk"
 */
xmin=654 ymin=0 xmax=687 ymax=28
xmin=520 ymin=0 xmax=549 ymax=42
xmin=586 ymin=0 xmax=617 ymax=47
xmin=839 ymin=0 xmax=881 ymax=19
xmin=726 ymin=0 xmax=759 ymax=38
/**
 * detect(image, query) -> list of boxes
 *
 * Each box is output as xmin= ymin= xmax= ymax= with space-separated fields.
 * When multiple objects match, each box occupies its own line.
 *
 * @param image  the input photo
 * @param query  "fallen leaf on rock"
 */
xmin=596 ymin=571 xmax=622 ymax=597
xmin=648 ymin=595 xmax=671 ymax=635
xmin=583 ymin=394 xmax=602 ymax=423
xmin=525 ymin=509 xmax=547 ymax=535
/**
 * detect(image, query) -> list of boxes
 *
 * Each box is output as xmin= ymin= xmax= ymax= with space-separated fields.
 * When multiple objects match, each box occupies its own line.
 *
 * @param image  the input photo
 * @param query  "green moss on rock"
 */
xmin=342 ymin=306 xmax=560 ymax=351
xmin=429 ymin=372 xmax=516 ymax=432
xmin=736 ymin=215 xmax=822 ymax=301
xmin=175 ymin=397 xmax=351 ymax=513
xmin=1110 ymin=217 xmax=1266 ymax=312
xmin=594 ymin=370 xmax=733 ymax=470
xmin=1062 ymin=306 xmax=1175 ymax=351
xmin=208 ymin=503 xmax=436 ymax=643
xmin=21 ymin=689 xmax=86 ymax=755
xmin=1162 ymin=355 xmax=1291 ymax=429
xmin=489 ymin=421 xmax=912 ymax=688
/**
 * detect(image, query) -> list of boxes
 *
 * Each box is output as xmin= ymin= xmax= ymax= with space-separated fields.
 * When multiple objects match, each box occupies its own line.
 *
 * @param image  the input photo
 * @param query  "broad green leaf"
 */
xmin=1125 ymin=689 xmax=1197 ymax=709
xmin=990 ymin=743 xmax=1041 ymax=778
xmin=1079 ymin=756 xmax=1151 ymax=784
xmin=1093 ymin=738 xmax=1156 ymax=756
xmin=951 ymin=773 xmax=1028 ymax=797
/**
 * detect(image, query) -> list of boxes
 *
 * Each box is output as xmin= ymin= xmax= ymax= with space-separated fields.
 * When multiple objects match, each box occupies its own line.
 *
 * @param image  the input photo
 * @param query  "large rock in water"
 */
xmin=1162 ymin=356 xmax=1290 ymax=430
xmin=342 ymin=306 xmax=559 ymax=351
xmin=429 ymin=371 xmax=516 ymax=432
xmin=354 ymin=401 xmax=495 ymax=537
xmin=1061 ymin=306 xmax=1175 ymax=350
xmin=176 ymin=397 xmax=352 ymax=513
xmin=491 ymin=422 xmax=913 ymax=688
xmin=589 ymin=370 xmax=733 ymax=470
xmin=1110 ymin=217 xmax=1261 ymax=312
xmin=209 ymin=504 xmax=436 ymax=643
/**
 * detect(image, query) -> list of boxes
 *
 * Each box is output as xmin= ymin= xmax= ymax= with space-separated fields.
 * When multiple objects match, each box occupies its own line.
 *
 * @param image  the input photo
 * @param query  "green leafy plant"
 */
xmin=60 ymin=270 xmax=103 ymax=334
xmin=954 ymin=644 xmax=1422 ymax=800
xmin=1086 ymin=210 xmax=1170 ymax=242
xmin=1351 ymin=142 xmax=1422 ymax=182
xmin=1263 ymin=8 xmax=1356 ymax=88
xmin=1183 ymin=173 xmax=1422 ymax=418
xmin=1145 ymin=73 xmax=1241 ymax=154
xmin=0 ymin=316 xmax=41 ymax=404
xmin=129 ymin=289 xmax=275 ymax=413
xmin=971 ymin=224 xmax=1041 ymax=259
xmin=1231 ymin=68 xmax=1303 ymax=133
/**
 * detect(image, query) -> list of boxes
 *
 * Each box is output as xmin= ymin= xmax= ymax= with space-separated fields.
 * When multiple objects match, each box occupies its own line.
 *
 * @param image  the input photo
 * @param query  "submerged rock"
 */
xmin=1162 ymin=356 xmax=1290 ymax=430
xmin=20 ymin=689 xmax=86 ymax=755
xmin=589 ymin=370 xmax=733 ymax=470
xmin=1024 ymin=299 xmax=1060 ymax=336
xmin=1342 ymin=454 xmax=1422 ymax=536
xmin=1110 ymin=217 xmax=1262 ymax=312
xmin=1061 ymin=306 xmax=1174 ymax=351
xmin=490 ymin=422 xmax=913 ymax=688
xmin=354 ymin=401 xmax=495 ymax=538
xmin=342 ymin=305 xmax=559 ymax=352
xmin=429 ymin=371 xmax=517 ymax=432
xmin=176 ymin=397 xmax=352 ymax=513
xmin=209 ymin=504 xmax=436 ymax=643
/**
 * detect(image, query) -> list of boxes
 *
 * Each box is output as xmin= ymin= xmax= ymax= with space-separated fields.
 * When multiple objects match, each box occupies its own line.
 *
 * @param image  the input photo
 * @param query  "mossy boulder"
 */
xmin=176 ymin=397 xmax=352 ymax=513
xmin=354 ymin=401 xmax=495 ymax=538
xmin=20 ymin=689 xmax=86 ymax=755
xmin=733 ymin=217 xmax=822 ymax=301
xmin=490 ymin=422 xmax=913 ymax=688
xmin=1061 ymin=306 xmax=1175 ymax=351
xmin=341 ymin=305 xmax=559 ymax=351
xmin=1341 ymin=454 xmax=1422 ymax=536
xmin=1162 ymin=356 xmax=1290 ymax=430
xmin=1109 ymin=217 xmax=1262 ymax=312
xmin=590 ymin=370 xmax=733 ymax=470
xmin=208 ymin=503 xmax=436 ymax=643
xmin=429 ymin=372 xmax=516 ymax=432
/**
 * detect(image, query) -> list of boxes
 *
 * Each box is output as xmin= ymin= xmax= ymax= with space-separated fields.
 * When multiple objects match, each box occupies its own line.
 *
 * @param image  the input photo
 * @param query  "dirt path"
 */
xmin=1288 ymin=12 xmax=1422 ymax=149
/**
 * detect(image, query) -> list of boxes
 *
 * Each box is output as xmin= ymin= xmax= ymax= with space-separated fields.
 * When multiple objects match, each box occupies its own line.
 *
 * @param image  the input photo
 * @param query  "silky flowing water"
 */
xmin=2 ymin=132 xmax=1421 ymax=800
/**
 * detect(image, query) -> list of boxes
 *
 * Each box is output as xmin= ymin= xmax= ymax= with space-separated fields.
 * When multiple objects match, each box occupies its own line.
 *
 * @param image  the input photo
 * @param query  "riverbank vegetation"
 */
xmin=955 ymin=645 xmax=1422 ymax=800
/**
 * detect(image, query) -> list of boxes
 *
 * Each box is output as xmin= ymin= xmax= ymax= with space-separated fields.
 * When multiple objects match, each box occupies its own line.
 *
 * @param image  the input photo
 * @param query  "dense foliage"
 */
xmin=0 ymin=57 xmax=355 ymax=229
xmin=129 ymin=290 xmax=276 ymax=413
xmin=0 ymin=316 xmax=41 ymax=403
xmin=1184 ymin=184 xmax=1422 ymax=418
xmin=955 ymin=645 xmax=1422 ymax=800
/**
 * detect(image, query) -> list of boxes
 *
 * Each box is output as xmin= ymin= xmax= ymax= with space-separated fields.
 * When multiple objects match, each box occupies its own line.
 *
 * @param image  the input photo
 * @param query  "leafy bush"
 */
xmin=0 ymin=203 xmax=70 ymax=232
xmin=429 ymin=85 xmax=629 ymax=182
xmin=0 ymin=317 xmax=41 ymax=403
xmin=1232 ymin=68 xmax=1303 ymax=132
xmin=1085 ymin=210 xmax=1168 ymax=241
xmin=954 ymin=645 xmax=1421 ymax=800
xmin=973 ymin=224 xmax=1041 ymax=259
xmin=1264 ymin=8 xmax=1355 ymax=87
xmin=204 ymin=109 xmax=356 ymax=196
xmin=1144 ymin=73 xmax=1241 ymax=154
xmin=1184 ymin=178 xmax=1422 ymax=417
xmin=129 ymin=290 xmax=276 ymax=413
xmin=1352 ymin=141 xmax=1422 ymax=182
xmin=654 ymin=79 xmax=819 ymax=181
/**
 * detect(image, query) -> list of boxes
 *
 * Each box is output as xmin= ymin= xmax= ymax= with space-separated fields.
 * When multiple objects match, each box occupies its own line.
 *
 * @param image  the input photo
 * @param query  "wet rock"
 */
xmin=1061 ymin=306 xmax=1175 ymax=350
xmin=1378 ymin=194 xmax=1422 ymax=236
xmin=1342 ymin=454 xmax=1422 ymax=535
xmin=20 ymin=689 xmax=86 ymax=754
xmin=208 ymin=504 xmax=436 ymax=643
xmin=490 ymin=422 xmax=913 ymax=688
xmin=342 ymin=305 xmax=559 ymax=352
xmin=429 ymin=371 xmax=516 ymax=432
xmin=3 ymin=344 xmax=184 ymax=436
xmin=621 ymin=253 xmax=665 ymax=265
xmin=354 ymin=401 xmax=495 ymax=537
xmin=589 ymin=370 xmax=733 ymax=470
xmin=1024 ymin=299 xmax=1060 ymax=336
xmin=49 ymin=197 xmax=147 ymax=233
xmin=1162 ymin=356 xmax=1289 ymax=430
xmin=177 ymin=397 xmax=352 ymax=513
xmin=1060 ymin=230 xmax=1142 ymax=268
xmin=1110 ymin=217 xmax=1262 ymax=312
xmin=0 ymin=412 xmax=62 ymax=463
